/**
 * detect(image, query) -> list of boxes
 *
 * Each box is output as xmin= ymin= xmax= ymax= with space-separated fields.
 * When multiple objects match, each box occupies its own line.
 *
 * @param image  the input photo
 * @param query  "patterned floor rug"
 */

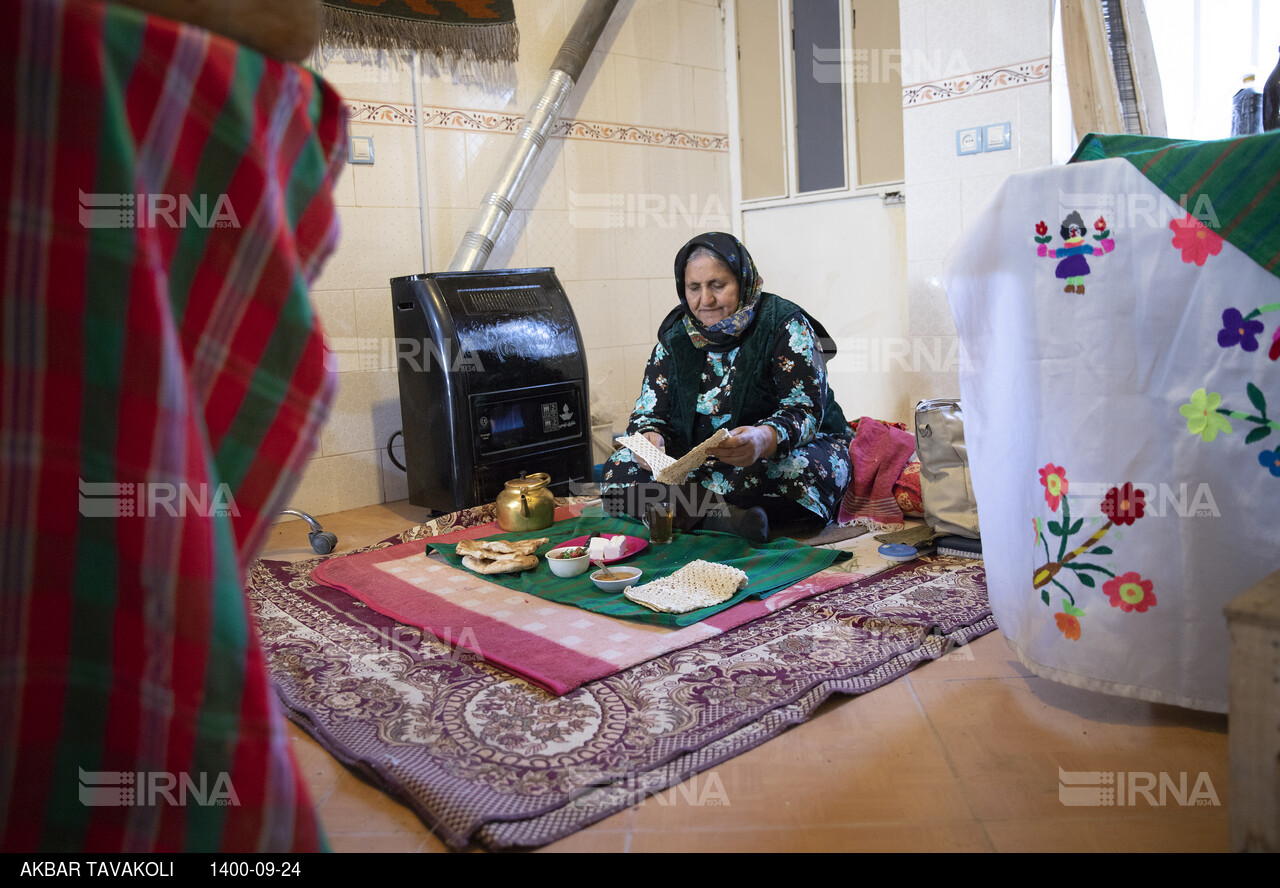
xmin=247 ymin=519 xmax=988 ymax=854
xmin=248 ymin=513 xmax=993 ymax=850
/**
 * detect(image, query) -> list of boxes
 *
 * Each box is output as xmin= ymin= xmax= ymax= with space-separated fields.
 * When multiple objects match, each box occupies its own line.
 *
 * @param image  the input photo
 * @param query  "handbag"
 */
xmin=914 ymin=398 xmax=980 ymax=539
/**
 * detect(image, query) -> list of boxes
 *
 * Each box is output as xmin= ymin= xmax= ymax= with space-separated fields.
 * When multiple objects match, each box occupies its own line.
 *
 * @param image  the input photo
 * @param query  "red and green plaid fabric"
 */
xmin=1070 ymin=131 xmax=1280 ymax=277
xmin=0 ymin=0 xmax=346 ymax=851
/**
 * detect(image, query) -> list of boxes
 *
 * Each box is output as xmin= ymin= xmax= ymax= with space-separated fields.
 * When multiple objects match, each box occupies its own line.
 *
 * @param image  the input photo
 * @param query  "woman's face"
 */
xmin=683 ymin=253 xmax=740 ymax=325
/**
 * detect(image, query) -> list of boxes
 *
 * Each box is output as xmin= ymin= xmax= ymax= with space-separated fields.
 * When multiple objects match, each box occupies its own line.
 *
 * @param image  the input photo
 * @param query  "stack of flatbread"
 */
xmin=456 ymin=537 xmax=548 ymax=574
xmin=623 ymin=559 xmax=748 ymax=614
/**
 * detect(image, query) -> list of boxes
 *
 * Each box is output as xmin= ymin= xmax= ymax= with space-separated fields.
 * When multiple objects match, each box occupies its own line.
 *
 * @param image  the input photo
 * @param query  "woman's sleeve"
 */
xmin=758 ymin=315 xmax=828 ymax=454
xmin=626 ymin=341 xmax=673 ymax=437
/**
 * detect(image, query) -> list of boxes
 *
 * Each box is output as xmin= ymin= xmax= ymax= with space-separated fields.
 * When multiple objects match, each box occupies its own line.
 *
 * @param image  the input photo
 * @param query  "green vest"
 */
xmin=657 ymin=292 xmax=849 ymax=456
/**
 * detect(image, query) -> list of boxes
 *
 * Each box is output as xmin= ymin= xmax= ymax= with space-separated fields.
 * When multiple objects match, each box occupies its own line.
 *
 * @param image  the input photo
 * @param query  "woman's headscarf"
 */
xmin=673 ymin=232 xmax=765 ymax=350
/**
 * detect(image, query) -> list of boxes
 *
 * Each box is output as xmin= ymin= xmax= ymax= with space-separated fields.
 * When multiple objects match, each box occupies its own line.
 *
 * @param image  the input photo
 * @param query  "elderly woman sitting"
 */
xmin=601 ymin=232 xmax=852 ymax=543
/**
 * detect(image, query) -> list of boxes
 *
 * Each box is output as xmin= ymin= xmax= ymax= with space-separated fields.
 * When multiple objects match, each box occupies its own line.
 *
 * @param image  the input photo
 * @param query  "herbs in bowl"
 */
xmin=545 ymin=545 xmax=590 ymax=578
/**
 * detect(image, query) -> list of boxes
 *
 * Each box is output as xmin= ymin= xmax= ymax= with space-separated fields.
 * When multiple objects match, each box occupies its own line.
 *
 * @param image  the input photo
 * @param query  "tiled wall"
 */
xmin=899 ymin=0 xmax=1054 ymax=405
xmin=290 ymin=0 xmax=731 ymax=518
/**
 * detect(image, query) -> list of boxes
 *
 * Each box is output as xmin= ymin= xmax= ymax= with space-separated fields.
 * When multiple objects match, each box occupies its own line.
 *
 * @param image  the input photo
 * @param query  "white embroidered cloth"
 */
xmin=945 ymin=156 xmax=1280 ymax=713
xmin=616 ymin=428 xmax=730 ymax=484
xmin=623 ymin=560 xmax=749 ymax=614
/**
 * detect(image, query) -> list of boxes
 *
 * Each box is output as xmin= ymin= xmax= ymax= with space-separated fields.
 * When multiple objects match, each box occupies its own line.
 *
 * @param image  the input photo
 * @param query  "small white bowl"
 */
xmin=546 ymin=546 xmax=590 ymax=578
xmin=590 ymin=566 xmax=643 ymax=592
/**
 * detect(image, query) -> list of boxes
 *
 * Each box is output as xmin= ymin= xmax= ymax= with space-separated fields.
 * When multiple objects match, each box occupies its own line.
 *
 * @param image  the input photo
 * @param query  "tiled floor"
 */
xmin=261 ymin=503 xmax=1231 ymax=853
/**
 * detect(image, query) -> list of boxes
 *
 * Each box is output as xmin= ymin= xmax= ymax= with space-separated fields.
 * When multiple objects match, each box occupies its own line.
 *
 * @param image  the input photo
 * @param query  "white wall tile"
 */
xmin=290 ymin=450 xmax=384 ymax=518
xmin=526 ymin=210 xmax=618 ymax=281
xmin=350 ymin=123 xmax=419 ymax=208
xmin=329 ymin=155 xmax=356 ymax=208
xmin=311 ymin=205 xmax=423 ymax=291
xmin=310 ymin=289 xmax=359 ymax=373
xmin=921 ymin=0 xmax=1052 ymax=81
xmin=679 ymin=0 xmax=723 ymax=71
xmin=380 ymin=441 xmax=410 ymax=504
xmin=354 ymin=287 xmax=397 ymax=371
xmin=421 ymin=129 xmax=471 ymax=213
xmin=692 ymin=66 xmax=729 ymax=135
xmin=562 ymin=50 xmax=618 ymax=124
xmin=621 ymin=344 xmax=655 ymax=408
xmin=646 ymin=0 xmax=683 ymax=66
xmin=316 ymin=56 xmax=415 ymax=105
xmin=564 ymin=278 xmax=652 ymax=350
xmin=320 ymin=368 xmax=402 ymax=457
xmin=613 ymin=57 xmax=694 ymax=129
xmin=564 ymin=140 xmax=651 ymax=200
xmin=583 ymin=346 xmax=630 ymax=428
xmin=904 ymin=176 xmax=962 ymax=263
xmin=614 ymin=223 xmax=694 ymax=281
xmin=516 ymin=0 xmax=568 ymax=47
xmin=599 ymin=0 xmax=651 ymax=60
xmin=648 ymin=277 xmax=678 ymax=334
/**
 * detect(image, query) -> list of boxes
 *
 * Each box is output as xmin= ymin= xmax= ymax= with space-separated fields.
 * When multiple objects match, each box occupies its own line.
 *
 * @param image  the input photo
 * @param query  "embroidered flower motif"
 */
xmin=1260 ymin=449 xmax=1280 ymax=477
xmin=1103 ymin=572 xmax=1157 ymax=613
xmin=1179 ymin=389 xmax=1233 ymax=441
xmin=1217 ymin=307 xmax=1266 ymax=351
xmin=1100 ymin=482 xmax=1146 ymax=525
xmin=1038 ymin=463 xmax=1068 ymax=511
xmin=1054 ymin=611 xmax=1081 ymax=640
xmin=1094 ymin=217 xmax=1107 ymax=231
xmin=1036 ymin=221 xmax=1048 ymax=236
xmin=1169 ymin=213 xmax=1224 ymax=266
xmin=1270 ymin=326 xmax=1280 ymax=362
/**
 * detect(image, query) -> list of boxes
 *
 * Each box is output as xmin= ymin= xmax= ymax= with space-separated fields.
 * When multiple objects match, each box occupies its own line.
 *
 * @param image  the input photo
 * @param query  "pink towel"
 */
xmin=837 ymin=417 xmax=917 ymax=529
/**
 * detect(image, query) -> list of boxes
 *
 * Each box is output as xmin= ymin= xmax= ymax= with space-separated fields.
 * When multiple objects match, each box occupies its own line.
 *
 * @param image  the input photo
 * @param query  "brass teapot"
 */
xmin=495 ymin=472 xmax=555 ymax=532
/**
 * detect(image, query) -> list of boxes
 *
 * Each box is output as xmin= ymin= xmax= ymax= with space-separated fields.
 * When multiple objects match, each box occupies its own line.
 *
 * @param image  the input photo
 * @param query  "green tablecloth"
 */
xmin=428 ymin=515 xmax=850 ymax=627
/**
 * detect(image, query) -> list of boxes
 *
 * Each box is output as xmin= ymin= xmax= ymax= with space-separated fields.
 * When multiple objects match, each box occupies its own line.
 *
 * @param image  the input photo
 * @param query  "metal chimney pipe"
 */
xmin=449 ymin=0 xmax=620 ymax=271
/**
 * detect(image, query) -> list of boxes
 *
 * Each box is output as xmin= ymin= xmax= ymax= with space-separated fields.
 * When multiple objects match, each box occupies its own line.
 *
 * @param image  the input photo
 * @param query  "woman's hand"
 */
xmin=708 ymin=425 xmax=777 ymax=468
xmin=634 ymin=431 xmax=665 ymax=473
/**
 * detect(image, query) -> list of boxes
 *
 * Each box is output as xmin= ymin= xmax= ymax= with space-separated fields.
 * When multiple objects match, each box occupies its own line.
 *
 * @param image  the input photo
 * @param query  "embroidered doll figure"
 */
xmin=1035 ymin=211 xmax=1116 ymax=294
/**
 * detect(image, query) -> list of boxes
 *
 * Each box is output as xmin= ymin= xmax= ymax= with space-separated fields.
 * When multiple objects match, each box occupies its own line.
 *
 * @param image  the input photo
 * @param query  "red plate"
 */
xmin=559 ymin=535 xmax=648 ymax=563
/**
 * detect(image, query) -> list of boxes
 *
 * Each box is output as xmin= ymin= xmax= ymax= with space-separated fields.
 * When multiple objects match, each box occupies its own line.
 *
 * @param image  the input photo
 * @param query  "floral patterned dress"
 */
xmin=602 ymin=315 xmax=852 ymax=521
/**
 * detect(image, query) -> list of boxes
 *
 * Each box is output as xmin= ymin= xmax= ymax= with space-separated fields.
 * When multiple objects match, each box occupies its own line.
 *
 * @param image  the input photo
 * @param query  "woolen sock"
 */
xmin=700 ymin=504 xmax=769 ymax=546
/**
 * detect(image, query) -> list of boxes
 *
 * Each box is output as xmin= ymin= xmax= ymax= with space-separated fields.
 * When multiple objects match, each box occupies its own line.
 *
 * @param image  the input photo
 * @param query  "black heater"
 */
xmin=391 ymin=268 xmax=593 ymax=513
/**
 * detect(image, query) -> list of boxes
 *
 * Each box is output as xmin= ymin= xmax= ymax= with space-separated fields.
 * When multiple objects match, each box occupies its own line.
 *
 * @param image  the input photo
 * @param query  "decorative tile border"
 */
xmin=346 ymin=99 xmax=729 ymax=151
xmin=903 ymin=57 xmax=1050 ymax=107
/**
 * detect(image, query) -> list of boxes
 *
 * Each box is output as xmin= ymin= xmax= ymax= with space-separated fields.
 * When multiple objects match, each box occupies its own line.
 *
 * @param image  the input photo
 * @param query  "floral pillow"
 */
xmin=895 ymin=460 xmax=925 ymax=516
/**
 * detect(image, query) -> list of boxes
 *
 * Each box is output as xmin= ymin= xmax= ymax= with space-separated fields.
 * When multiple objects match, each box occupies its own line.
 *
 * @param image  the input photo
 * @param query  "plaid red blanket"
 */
xmin=0 ymin=0 xmax=346 ymax=851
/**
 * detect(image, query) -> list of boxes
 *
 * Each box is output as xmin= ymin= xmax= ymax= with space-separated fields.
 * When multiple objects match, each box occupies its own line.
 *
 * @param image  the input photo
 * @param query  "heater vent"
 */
xmin=462 ymin=287 xmax=551 ymax=315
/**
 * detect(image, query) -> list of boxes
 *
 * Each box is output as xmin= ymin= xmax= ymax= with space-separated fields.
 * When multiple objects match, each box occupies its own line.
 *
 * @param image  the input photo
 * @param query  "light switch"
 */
xmin=349 ymin=135 xmax=375 ymax=165
xmin=984 ymin=122 xmax=1012 ymax=151
xmin=956 ymin=127 xmax=982 ymax=156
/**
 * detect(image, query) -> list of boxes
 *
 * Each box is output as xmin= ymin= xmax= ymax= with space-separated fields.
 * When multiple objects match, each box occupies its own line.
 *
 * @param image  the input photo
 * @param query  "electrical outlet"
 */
xmin=956 ymin=127 xmax=982 ymax=156
xmin=349 ymin=135 xmax=375 ymax=165
xmin=984 ymin=122 xmax=1012 ymax=151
